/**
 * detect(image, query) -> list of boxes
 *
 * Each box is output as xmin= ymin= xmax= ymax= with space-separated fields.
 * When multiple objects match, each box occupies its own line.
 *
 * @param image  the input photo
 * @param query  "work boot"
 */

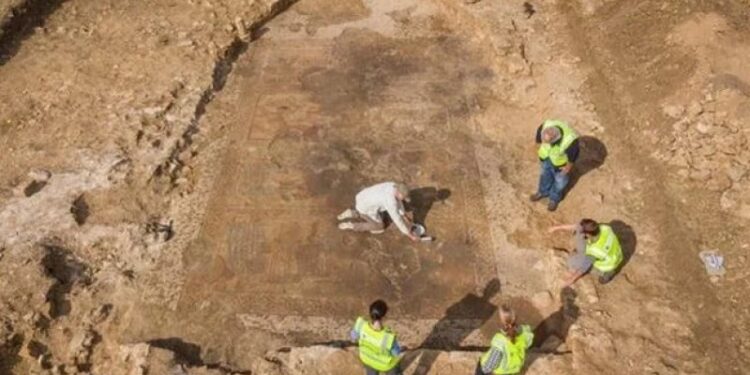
xmin=547 ymin=201 xmax=558 ymax=212
xmin=338 ymin=222 xmax=354 ymax=230
xmin=337 ymin=209 xmax=357 ymax=221
xmin=529 ymin=193 xmax=545 ymax=202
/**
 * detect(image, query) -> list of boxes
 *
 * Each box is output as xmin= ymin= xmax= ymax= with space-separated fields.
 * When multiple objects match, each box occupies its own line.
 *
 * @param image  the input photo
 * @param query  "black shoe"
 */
xmin=529 ymin=193 xmax=544 ymax=202
xmin=547 ymin=201 xmax=558 ymax=211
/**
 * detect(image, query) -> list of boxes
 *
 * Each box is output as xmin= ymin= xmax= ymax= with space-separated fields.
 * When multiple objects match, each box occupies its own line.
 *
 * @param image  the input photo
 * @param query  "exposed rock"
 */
xmin=686 ymin=101 xmax=704 ymax=118
xmin=695 ymin=121 xmax=712 ymax=134
xmin=531 ymin=290 xmax=555 ymax=310
xmin=662 ymin=104 xmax=685 ymax=119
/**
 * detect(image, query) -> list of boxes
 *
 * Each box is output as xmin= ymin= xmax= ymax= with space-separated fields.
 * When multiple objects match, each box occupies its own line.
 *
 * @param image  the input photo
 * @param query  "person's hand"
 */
xmin=547 ymin=226 xmax=558 ymax=234
xmin=409 ymin=234 xmax=419 ymax=242
xmin=561 ymin=163 xmax=573 ymax=175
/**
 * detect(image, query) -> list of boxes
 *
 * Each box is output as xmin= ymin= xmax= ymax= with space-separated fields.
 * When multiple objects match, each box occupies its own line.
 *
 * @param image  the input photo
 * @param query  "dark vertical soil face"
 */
xmin=558 ymin=1 xmax=750 ymax=373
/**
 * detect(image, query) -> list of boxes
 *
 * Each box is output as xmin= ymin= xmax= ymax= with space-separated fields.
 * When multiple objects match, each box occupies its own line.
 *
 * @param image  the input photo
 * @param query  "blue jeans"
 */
xmin=537 ymin=160 xmax=569 ymax=203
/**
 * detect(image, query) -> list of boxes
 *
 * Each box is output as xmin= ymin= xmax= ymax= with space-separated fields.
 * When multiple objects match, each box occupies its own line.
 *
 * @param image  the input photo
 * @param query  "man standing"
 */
xmin=476 ymin=305 xmax=534 ymax=375
xmin=351 ymin=300 xmax=403 ymax=375
xmin=530 ymin=119 xmax=579 ymax=211
xmin=548 ymin=218 xmax=624 ymax=286
xmin=337 ymin=182 xmax=418 ymax=241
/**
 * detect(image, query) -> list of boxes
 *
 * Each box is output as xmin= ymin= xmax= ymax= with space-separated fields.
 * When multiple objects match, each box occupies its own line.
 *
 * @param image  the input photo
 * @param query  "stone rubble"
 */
xmin=653 ymin=85 xmax=750 ymax=218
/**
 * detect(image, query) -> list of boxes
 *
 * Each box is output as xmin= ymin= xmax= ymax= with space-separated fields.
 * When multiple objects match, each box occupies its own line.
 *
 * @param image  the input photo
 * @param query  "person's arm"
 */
xmin=560 ymin=162 xmax=573 ymax=175
xmin=535 ymin=124 xmax=543 ymax=144
xmin=481 ymin=347 xmax=503 ymax=374
xmin=390 ymin=339 xmax=402 ymax=357
xmin=386 ymin=199 xmax=416 ymax=240
xmin=565 ymin=139 xmax=580 ymax=163
xmin=350 ymin=319 xmax=363 ymax=343
xmin=547 ymin=224 xmax=578 ymax=234
xmin=522 ymin=326 xmax=535 ymax=349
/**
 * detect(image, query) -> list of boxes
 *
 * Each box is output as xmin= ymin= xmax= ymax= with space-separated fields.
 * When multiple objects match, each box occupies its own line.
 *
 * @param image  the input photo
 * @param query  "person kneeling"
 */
xmin=548 ymin=218 xmax=624 ymax=286
xmin=337 ymin=182 xmax=418 ymax=242
xmin=476 ymin=305 xmax=534 ymax=375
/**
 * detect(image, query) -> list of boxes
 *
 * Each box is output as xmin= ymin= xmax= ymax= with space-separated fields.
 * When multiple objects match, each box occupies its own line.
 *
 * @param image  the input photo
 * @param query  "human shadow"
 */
xmin=404 ymin=278 xmax=499 ymax=375
xmin=566 ymin=136 xmax=607 ymax=195
xmin=608 ymin=220 xmax=637 ymax=278
xmin=406 ymin=187 xmax=452 ymax=226
xmin=527 ymin=287 xmax=579 ymax=368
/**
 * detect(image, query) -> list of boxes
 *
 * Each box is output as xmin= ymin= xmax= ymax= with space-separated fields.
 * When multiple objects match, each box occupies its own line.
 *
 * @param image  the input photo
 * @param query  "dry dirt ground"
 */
xmin=0 ymin=0 xmax=749 ymax=374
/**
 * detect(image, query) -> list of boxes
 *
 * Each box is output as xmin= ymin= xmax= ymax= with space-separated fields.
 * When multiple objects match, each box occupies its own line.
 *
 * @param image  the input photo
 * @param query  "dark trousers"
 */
xmin=537 ymin=159 xmax=569 ymax=203
xmin=365 ymin=364 xmax=402 ymax=375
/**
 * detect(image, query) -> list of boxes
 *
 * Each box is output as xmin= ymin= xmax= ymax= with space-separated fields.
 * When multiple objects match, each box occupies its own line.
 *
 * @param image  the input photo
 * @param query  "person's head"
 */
xmin=394 ymin=183 xmax=411 ymax=203
xmin=579 ymin=218 xmax=600 ymax=240
xmin=499 ymin=305 xmax=519 ymax=342
xmin=541 ymin=126 xmax=561 ymax=144
xmin=369 ymin=299 xmax=388 ymax=322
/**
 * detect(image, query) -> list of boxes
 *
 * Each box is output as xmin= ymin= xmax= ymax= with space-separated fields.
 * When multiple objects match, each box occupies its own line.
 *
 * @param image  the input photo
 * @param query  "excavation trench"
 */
xmin=125 ymin=2 xmax=559 ymax=368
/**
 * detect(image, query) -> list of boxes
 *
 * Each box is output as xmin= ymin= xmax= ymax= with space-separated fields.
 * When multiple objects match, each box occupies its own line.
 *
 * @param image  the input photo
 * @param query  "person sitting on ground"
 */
xmin=351 ymin=300 xmax=403 ymax=375
xmin=548 ymin=218 xmax=624 ymax=287
xmin=529 ymin=119 xmax=580 ymax=211
xmin=337 ymin=182 xmax=418 ymax=241
xmin=476 ymin=305 xmax=534 ymax=375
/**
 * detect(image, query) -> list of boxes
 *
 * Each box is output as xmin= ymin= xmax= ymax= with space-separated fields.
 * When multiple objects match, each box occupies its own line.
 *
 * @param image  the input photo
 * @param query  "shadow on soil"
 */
xmin=407 ymin=187 xmax=452 ymax=226
xmin=405 ymin=278 xmax=500 ymax=375
xmin=0 ymin=0 xmax=68 ymax=65
xmin=566 ymin=135 xmax=607 ymax=195
xmin=608 ymin=219 xmax=637 ymax=279
xmin=148 ymin=338 xmax=251 ymax=374
xmin=524 ymin=288 xmax=578 ymax=371
xmin=41 ymin=243 xmax=90 ymax=318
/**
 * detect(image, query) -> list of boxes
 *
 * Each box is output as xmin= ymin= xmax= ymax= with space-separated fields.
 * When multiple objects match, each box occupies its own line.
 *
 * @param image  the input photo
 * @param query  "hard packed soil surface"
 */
xmin=0 ymin=0 xmax=749 ymax=374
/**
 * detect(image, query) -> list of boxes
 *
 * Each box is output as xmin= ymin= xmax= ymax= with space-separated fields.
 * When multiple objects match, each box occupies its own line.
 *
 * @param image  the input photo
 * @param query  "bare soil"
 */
xmin=0 ymin=0 xmax=748 ymax=374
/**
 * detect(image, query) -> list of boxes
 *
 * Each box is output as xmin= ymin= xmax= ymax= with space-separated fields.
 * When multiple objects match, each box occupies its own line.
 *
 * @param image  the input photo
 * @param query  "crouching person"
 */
xmin=548 ymin=218 xmax=624 ymax=286
xmin=338 ymin=182 xmax=418 ymax=241
xmin=476 ymin=305 xmax=534 ymax=375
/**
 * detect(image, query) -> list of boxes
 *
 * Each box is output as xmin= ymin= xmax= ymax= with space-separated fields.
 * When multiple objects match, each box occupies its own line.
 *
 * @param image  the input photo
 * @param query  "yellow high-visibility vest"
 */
xmin=537 ymin=120 xmax=578 ymax=167
xmin=480 ymin=325 xmax=533 ymax=374
xmin=585 ymin=224 xmax=624 ymax=272
xmin=353 ymin=317 xmax=399 ymax=372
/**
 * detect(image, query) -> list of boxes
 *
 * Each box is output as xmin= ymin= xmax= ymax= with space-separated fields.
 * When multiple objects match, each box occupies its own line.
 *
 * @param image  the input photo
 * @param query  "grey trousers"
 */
xmin=350 ymin=211 xmax=385 ymax=232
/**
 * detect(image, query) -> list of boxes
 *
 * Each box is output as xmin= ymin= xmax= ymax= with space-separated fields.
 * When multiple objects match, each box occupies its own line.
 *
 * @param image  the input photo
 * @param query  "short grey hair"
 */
xmin=542 ymin=126 xmax=561 ymax=143
xmin=395 ymin=183 xmax=410 ymax=200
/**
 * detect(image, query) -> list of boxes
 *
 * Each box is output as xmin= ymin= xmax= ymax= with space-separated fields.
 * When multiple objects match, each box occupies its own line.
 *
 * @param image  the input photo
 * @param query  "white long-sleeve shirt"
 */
xmin=355 ymin=182 xmax=410 ymax=235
